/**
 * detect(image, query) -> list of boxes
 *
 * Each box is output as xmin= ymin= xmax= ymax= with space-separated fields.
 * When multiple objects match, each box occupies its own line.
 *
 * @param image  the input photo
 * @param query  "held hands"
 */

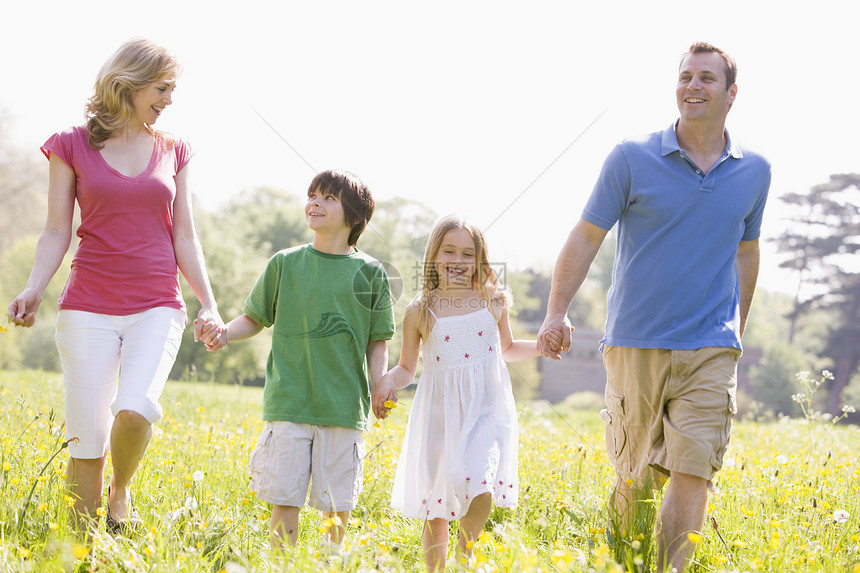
xmin=193 ymin=309 xmax=226 ymax=352
xmin=7 ymin=288 xmax=43 ymax=328
xmin=538 ymin=315 xmax=574 ymax=360
xmin=371 ymin=373 xmax=397 ymax=420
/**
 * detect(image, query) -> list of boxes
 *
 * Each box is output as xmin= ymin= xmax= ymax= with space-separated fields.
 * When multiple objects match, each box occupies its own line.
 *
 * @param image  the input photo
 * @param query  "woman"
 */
xmin=7 ymin=38 xmax=222 ymax=535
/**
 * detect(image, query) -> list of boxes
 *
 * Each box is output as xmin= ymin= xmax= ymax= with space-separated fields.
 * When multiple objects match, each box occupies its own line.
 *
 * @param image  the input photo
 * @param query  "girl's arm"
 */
xmin=172 ymin=163 xmax=223 ymax=341
xmin=7 ymin=155 xmax=76 ymax=327
xmin=371 ymin=303 xmax=422 ymax=419
xmin=497 ymin=300 xmax=543 ymax=363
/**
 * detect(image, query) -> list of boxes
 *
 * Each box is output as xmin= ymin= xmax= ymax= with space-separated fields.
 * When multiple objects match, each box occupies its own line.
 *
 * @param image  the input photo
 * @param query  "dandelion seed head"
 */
xmin=192 ymin=470 xmax=205 ymax=482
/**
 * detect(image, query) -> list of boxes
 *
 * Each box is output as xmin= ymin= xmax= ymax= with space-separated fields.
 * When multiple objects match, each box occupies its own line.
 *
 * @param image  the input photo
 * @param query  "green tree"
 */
xmin=774 ymin=173 xmax=860 ymax=414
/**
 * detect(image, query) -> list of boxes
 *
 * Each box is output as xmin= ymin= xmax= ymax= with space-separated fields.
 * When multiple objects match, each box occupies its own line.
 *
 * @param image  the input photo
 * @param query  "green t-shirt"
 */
xmin=243 ymin=244 xmax=395 ymax=430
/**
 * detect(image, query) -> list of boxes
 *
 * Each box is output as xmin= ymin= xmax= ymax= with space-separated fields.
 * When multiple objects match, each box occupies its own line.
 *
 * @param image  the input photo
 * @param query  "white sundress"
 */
xmin=391 ymin=307 xmax=519 ymax=520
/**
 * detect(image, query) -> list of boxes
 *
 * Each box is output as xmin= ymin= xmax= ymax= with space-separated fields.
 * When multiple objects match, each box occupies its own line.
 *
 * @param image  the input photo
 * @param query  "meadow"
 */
xmin=1 ymin=369 xmax=858 ymax=572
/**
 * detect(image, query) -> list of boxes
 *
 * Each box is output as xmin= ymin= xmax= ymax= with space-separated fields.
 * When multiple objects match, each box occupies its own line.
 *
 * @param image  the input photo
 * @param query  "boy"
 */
xmin=200 ymin=169 xmax=395 ymax=553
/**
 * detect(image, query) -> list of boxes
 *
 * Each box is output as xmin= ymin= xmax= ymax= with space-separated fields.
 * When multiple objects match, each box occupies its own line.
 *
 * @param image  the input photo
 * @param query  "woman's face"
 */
xmin=131 ymin=75 xmax=176 ymax=126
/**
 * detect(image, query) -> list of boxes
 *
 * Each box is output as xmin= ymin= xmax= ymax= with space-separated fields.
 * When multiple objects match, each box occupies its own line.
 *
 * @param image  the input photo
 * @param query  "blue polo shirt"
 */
xmin=582 ymin=122 xmax=771 ymax=350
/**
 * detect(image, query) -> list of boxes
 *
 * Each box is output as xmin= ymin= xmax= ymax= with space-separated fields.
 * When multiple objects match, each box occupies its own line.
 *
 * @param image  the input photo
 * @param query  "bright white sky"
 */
xmin=2 ymin=1 xmax=858 ymax=295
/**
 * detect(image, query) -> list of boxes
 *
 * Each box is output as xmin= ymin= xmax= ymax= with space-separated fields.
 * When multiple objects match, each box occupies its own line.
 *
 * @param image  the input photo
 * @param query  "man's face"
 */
xmin=676 ymin=52 xmax=737 ymax=124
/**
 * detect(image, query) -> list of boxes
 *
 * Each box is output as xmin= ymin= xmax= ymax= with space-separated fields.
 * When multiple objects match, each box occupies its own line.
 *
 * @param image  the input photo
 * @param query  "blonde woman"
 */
xmin=7 ymin=38 xmax=222 ymax=535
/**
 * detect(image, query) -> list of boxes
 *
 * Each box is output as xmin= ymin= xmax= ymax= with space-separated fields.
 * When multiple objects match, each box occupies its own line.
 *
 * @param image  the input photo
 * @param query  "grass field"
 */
xmin=1 ymin=369 xmax=858 ymax=572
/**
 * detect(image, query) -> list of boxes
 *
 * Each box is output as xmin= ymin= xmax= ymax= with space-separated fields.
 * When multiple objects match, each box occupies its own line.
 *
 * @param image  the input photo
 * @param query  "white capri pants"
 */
xmin=55 ymin=307 xmax=186 ymax=459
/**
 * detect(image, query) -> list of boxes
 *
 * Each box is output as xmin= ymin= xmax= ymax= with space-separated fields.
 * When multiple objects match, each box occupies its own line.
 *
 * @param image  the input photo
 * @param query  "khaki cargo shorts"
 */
xmin=249 ymin=421 xmax=365 ymax=511
xmin=600 ymin=346 xmax=741 ymax=483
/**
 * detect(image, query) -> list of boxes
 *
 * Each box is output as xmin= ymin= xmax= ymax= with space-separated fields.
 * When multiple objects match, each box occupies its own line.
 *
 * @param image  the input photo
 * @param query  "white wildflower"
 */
xmin=832 ymin=509 xmax=850 ymax=524
xmin=192 ymin=470 xmax=205 ymax=482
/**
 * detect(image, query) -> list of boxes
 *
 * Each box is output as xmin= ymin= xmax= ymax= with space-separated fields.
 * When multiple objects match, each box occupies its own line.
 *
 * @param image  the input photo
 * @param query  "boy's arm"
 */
xmin=204 ymin=314 xmax=264 ymax=351
xmin=367 ymin=339 xmax=391 ymax=420
xmin=366 ymin=339 xmax=389 ymax=392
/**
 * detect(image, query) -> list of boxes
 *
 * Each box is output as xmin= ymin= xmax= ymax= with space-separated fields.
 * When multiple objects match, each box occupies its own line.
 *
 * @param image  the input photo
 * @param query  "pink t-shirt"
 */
xmin=41 ymin=125 xmax=193 ymax=316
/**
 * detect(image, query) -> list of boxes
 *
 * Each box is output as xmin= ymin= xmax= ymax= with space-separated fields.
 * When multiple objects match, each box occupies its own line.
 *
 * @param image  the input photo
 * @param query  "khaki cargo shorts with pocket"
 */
xmin=600 ymin=345 xmax=741 ymax=483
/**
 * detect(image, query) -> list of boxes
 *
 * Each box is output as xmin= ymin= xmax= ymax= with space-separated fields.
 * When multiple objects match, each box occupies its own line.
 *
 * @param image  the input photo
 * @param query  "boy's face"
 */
xmin=305 ymin=188 xmax=350 ymax=235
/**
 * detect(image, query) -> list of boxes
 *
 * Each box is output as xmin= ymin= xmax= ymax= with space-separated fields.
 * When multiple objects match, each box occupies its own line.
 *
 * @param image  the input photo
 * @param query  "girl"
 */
xmin=372 ymin=215 xmax=561 ymax=571
xmin=7 ymin=39 xmax=222 ymax=535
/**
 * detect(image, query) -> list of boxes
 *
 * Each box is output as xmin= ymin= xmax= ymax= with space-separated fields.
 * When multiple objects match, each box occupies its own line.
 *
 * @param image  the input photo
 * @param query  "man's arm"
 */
xmin=538 ymin=218 xmax=608 ymax=358
xmin=736 ymin=239 xmax=760 ymax=337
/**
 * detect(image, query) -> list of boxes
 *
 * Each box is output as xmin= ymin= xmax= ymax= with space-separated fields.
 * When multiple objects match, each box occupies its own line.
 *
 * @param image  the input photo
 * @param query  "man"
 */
xmin=538 ymin=42 xmax=770 ymax=571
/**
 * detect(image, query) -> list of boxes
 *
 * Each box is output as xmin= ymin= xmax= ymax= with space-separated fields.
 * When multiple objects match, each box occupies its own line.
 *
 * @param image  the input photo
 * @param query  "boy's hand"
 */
xmin=371 ymin=374 xmax=397 ymax=420
xmin=194 ymin=316 xmax=227 ymax=351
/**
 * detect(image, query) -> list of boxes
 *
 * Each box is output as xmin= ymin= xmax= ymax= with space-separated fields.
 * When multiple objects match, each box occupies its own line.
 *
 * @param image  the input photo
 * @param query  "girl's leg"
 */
xmin=107 ymin=410 xmax=153 ymax=521
xmin=456 ymin=493 xmax=492 ymax=563
xmin=423 ymin=518 xmax=449 ymax=572
xmin=323 ymin=509 xmax=351 ymax=546
xmin=271 ymin=505 xmax=301 ymax=550
xmin=66 ymin=455 xmax=108 ymax=530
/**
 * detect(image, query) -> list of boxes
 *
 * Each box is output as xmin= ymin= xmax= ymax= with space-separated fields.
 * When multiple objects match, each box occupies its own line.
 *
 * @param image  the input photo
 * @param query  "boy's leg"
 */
xmin=422 ymin=518 xmax=449 ymax=572
xmin=456 ymin=492 xmax=492 ymax=562
xmin=322 ymin=509 xmax=351 ymax=546
xmin=271 ymin=505 xmax=301 ymax=550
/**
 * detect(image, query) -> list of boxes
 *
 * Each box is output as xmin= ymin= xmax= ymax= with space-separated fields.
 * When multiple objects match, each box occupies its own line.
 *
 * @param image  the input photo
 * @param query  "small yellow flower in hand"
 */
xmin=384 ymin=400 xmax=396 ymax=410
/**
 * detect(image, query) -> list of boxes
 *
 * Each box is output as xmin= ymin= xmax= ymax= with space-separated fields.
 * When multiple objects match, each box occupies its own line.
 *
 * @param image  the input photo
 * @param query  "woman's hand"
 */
xmin=7 ymin=288 xmax=43 ymax=327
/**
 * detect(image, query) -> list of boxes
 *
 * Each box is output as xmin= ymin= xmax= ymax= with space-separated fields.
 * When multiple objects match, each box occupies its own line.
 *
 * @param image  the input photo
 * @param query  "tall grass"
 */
xmin=0 ymin=369 xmax=857 ymax=572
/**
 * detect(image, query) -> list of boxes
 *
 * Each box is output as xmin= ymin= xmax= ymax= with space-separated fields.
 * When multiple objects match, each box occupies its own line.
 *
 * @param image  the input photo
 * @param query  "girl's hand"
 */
xmin=7 ymin=288 xmax=43 ymax=328
xmin=538 ymin=316 xmax=573 ymax=359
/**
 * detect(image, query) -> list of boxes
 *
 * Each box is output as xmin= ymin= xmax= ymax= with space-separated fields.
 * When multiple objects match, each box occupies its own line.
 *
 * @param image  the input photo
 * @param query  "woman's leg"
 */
xmin=107 ymin=410 xmax=153 ymax=520
xmin=456 ymin=492 xmax=492 ymax=563
xmin=66 ymin=455 xmax=108 ymax=530
xmin=423 ymin=518 xmax=449 ymax=572
xmin=108 ymin=308 xmax=184 ymax=522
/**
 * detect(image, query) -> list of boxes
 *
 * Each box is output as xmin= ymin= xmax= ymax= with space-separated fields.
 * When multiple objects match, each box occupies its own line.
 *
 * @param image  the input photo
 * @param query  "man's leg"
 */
xmin=656 ymin=472 xmax=708 ymax=572
xmin=609 ymin=475 xmax=653 ymax=539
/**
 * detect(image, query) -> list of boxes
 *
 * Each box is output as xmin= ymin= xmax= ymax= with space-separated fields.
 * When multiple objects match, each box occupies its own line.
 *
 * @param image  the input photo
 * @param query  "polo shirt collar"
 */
xmin=662 ymin=120 xmax=744 ymax=159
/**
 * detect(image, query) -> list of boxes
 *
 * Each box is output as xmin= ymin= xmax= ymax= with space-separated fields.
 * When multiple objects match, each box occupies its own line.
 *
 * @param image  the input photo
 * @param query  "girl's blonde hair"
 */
xmin=85 ymin=38 xmax=181 ymax=149
xmin=416 ymin=215 xmax=508 ymax=339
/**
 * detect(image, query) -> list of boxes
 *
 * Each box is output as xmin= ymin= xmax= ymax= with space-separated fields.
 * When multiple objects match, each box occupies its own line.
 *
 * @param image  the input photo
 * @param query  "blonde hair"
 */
xmin=416 ymin=215 xmax=508 ymax=339
xmin=85 ymin=38 xmax=181 ymax=149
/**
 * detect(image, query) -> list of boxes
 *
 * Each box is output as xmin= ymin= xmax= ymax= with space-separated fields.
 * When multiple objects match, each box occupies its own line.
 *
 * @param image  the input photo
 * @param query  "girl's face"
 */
xmin=434 ymin=228 xmax=477 ymax=290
